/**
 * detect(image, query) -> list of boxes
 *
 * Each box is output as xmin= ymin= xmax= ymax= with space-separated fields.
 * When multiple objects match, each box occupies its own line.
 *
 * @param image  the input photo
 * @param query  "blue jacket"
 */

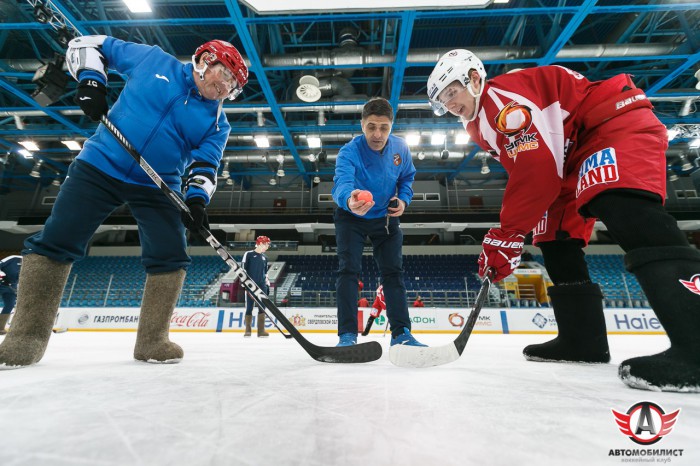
xmin=76 ymin=37 xmax=230 ymax=203
xmin=332 ymin=134 xmax=416 ymax=219
xmin=0 ymin=255 xmax=21 ymax=290
xmin=242 ymin=250 xmax=268 ymax=288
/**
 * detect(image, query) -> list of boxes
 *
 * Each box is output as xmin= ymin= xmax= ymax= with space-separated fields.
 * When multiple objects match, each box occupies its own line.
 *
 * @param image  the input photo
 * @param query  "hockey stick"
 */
xmin=388 ymin=268 xmax=494 ymax=368
xmin=101 ymin=116 xmax=381 ymax=363
xmin=382 ymin=318 xmax=390 ymax=338
xmin=361 ymin=315 xmax=374 ymax=336
xmin=244 ymin=290 xmax=292 ymax=339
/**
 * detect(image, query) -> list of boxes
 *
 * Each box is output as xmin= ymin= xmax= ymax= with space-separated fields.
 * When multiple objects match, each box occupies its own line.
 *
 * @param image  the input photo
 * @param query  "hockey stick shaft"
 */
xmin=453 ymin=268 xmax=494 ymax=355
xmin=101 ymin=116 xmax=381 ymax=363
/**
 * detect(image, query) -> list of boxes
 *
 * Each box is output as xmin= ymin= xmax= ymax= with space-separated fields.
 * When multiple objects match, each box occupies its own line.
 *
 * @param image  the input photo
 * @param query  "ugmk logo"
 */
xmin=611 ymin=401 xmax=680 ymax=445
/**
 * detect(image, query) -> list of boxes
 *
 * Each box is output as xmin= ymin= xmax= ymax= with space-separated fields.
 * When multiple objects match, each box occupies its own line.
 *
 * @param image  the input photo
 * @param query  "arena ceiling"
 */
xmin=0 ymin=0 xmax=699 ymax=193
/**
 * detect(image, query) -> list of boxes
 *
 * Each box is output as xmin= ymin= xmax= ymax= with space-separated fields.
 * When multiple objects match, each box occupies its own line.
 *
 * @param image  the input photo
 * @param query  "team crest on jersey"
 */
xmin=679 ymin=274 xmax=700 ymax=296
xmin=576 ymin=148 xmax=619 ymax=196
xmin=495 ymin=102 xmax=539 ymax=158
xmin=495 ymin=102 xmax=533 ymax=137
xmin=393 ymin=153 xmax=401 ymax=166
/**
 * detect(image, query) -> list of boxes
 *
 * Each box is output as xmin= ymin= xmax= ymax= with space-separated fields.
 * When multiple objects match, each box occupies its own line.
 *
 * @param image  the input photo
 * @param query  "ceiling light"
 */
xmin=221 ymin=169 xmax=230 ymax=178
xmin=123 ymin=0 xmax=152 ymax=13
xmin=61 ymin=140 xmax=82 ymax=151
xmin=308 ymin=153 xmax=317 ymax=163
xmin=679 ymin=154 xmax=693 ymax=171
xmin=313 ymin=176 xmax=321 ymax=184
xmin=52 ymin=178 xmax=62 ymax=187
xmin=455 ymin=133 xmax=470 ymax=145
xmin=667 ymin=127 xmax=680 ymax=141
xmin=255 ymin=136 xmax=270 ymax=148
xmin=269 ymin=177 xmax=277 ymax=186
xmin=307 ymin=136 xmax=322 ymax=149
xmin=695 ymin=69 xmax=700 ymax=91
xmin=480 ymin=158 xmax=490 ymax=175
xmin=18 ymin=149 xmax=33 ymax=159
xmin=19 ymin=141 xmax=40 ymax=151
xmin=667 ymin=168 xmax=679 ymax=182
xmin=493 ymin=0 xmax=510 ymax=3
xmin=689 ymin=138 xmax=700 ymax=150
xmin=30 ymin=160 xmax=43 ymax=178
xmin=431 ymin=133 xmax=446 ymax=146
xmin=417 ymin=152 xmax=426 ymax=161
xmin=277 ymin=168 xmax=285 ymax=177
xmin=405 ymin=133 xmax=421 ymax=146
xmin=226 ymin=178 xmax=234 ymax=186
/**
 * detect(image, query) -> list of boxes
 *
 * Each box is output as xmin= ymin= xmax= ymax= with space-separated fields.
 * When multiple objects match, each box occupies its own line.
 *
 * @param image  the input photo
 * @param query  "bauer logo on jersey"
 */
xmin=679 ymin=274 xmax=700 ymax=296
xmin=533 ymin=212 xmax=547 ymax=236
xmin=393 ymin=153 xmax=401 ymax=166
xmin=576 ymin=148 xmax=619 ymax=196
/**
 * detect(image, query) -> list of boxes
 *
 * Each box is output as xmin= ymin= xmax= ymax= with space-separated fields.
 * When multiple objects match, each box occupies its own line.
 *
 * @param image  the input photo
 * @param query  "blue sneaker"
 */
xmin=390 ymin=328 xmax=427 ymax=347
xmin=337 ymin=333 xmax=357 ymax=347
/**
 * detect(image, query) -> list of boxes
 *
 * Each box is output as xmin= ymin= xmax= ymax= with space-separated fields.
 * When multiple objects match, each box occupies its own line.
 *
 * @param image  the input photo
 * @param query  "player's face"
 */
xmin=439 ymin=81 xmax=476 ymax=119
xmin=361 ymin=115 xmax=393 ymax=151
xmin=197 ymin=61 xmax=239 ymax=100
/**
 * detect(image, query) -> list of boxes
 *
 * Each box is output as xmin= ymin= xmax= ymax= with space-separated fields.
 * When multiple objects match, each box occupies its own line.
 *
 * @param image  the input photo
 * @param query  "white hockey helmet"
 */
xmin=427 ymin=49 xmax=487 ymax=117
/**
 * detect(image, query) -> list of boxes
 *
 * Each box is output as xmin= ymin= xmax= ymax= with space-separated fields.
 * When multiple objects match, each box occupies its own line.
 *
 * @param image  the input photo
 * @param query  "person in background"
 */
xmin=242 ymin=236 xmax=271 ymax=338
xmin=0 ymin=256 xmax=22 ymax=336
xmin=332 ymin=97 xmax=425 ymax=348
xmin=361 ymin=285 xmax=386 ymax=336
xmin=413 ymin=296 xmax=425 ymax=307
xmin=428 ymin=49 xmax=699 ymax=393
xmin=0 ymin=36 xmax=248 ymax=368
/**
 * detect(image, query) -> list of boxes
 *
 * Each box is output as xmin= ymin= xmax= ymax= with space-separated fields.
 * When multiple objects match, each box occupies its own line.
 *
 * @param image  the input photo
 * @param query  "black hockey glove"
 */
xmin=182 ymin=197 xmax=209 ymax=236
xmin=75 ymin=79 xmax=108 ymax=122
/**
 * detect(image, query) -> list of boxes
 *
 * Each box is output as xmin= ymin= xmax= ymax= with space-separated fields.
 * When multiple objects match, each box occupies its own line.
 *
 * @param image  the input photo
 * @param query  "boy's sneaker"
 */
xmin=337 ymin=333 xmax=357 ymax=347
xmin=390 ymin=328 xmax=427 ymax=347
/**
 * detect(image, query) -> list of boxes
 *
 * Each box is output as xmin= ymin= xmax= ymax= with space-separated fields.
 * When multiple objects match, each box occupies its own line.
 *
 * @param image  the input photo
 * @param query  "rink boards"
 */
xmin=52 ymin=306 xmax=666 ymax=335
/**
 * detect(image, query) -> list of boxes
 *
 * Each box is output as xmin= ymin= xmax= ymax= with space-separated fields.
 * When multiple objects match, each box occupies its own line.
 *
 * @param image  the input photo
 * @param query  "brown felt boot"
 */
xmin=0 ymin=313 xmax=10 ymax=335
xmin=244 ymin=315 xmax=252 ymax=337
xmin=0 ymin=254 xmax=71 ymax=369
xmin=133 ymin=269 xmax=185 ymax=363
xmin=257 ymin=312 xmax=269 ymax=338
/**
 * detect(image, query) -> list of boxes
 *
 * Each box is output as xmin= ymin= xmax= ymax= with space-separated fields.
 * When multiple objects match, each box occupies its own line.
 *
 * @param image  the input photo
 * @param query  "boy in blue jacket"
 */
xmin=332 ymin=97 xmax=425 ymax=348
xmin=0 ymin=37 xmax=248 ymax=368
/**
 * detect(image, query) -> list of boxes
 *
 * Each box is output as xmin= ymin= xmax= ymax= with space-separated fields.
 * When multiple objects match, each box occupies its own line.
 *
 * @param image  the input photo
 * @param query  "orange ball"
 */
xmin=357 ymin=191 xmax=373 ymax=203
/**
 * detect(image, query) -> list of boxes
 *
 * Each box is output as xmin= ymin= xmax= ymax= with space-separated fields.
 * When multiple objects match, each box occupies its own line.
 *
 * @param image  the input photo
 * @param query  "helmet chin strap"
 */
xmin=191 ymin=55 xmax=209 ymax=81
xmin=463 ymin=78 xmax=483 ymax=122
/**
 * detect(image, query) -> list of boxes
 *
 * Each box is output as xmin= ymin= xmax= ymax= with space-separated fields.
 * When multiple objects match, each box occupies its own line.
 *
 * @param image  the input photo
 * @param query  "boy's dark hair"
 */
xmin=362 ymin=97 xmax=394 ymax=121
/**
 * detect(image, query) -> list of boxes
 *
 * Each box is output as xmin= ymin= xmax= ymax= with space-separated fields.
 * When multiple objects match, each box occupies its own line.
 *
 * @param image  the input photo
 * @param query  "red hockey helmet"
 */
xmin=193 ymin=40 xmax=248 ymax=99
xmin=358 ymin=280 xmax=364 ymax=291
xmin=256 ymin=235 xmax=271 ymax=246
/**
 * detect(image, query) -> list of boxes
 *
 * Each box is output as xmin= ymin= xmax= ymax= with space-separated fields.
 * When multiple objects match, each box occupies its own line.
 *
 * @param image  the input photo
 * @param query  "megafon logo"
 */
xmin=611 ymin=402 xmax=680 ymax=445
xmin=495 ymin=101 xmax=533 ymax=137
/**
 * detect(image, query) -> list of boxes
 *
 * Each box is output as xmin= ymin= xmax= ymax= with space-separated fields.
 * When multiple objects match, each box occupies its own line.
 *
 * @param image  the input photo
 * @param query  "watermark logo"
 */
xmin=611 ymin=402 xmax=680 ymax=445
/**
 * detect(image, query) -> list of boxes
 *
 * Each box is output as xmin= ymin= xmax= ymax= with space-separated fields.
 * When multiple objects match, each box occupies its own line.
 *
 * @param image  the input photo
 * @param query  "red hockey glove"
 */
xmin=478 ymin=228 xmax=525 ymax=282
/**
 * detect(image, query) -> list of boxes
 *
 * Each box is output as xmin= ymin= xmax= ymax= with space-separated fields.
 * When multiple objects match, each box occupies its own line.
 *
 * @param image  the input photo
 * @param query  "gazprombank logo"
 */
xmin=611 ymin=401 xmax=680 ymax=445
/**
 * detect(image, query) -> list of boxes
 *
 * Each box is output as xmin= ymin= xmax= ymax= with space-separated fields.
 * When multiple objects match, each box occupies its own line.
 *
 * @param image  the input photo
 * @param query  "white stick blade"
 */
xmin=389 ymin=343 xmax=460 ymax=368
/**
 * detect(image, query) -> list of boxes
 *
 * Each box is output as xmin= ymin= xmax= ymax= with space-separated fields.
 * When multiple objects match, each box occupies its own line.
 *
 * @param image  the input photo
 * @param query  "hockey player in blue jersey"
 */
xmin=242 ymin=236 xmax=272 ymax=338
xmin=0 ymin=36 xmax=248 ymax=368
xmin=0 ymin=256 xmax=22 ymax=335
xmin=332 ymin=97 xmax=426 ymax=348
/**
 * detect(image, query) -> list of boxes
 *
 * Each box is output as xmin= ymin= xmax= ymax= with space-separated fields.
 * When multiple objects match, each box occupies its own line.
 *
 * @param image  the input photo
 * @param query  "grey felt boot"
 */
xmin=133 ymin=269 xmax=185 ymax=363
xmin=523 ymin=283 xmax=610 ymax=363
xmin=244 ymin=315 xmax=252 ymax=337
xmin=0 ymin=313 xmax=10 ymax=335
xmin=257 ymin=312 xmax=269 ymax=338
xmin=0 ymin=254 xmax=71 ymax=369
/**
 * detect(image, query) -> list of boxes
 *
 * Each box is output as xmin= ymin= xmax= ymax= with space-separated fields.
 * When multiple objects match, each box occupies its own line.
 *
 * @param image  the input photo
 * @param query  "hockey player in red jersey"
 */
xmin=361 ymin=285 xmax=385 ymax=336
xmin=428 ymin=49 xmax=700 ymax=393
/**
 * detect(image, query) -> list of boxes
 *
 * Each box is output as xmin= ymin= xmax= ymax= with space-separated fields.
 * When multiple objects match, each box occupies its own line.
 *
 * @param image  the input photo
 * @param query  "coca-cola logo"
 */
xmin=170 ymin=311 xmax=211 ymax=328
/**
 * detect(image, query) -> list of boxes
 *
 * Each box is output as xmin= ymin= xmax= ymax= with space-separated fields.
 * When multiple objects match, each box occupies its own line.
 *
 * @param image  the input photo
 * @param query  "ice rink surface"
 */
xmin=1 ymin=331 xmax=698 ymax=466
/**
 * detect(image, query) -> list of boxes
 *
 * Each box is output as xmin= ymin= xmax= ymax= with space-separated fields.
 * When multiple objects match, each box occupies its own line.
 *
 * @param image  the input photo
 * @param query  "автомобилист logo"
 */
xmin=608 ymin=401 xmax=685 ymax=462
